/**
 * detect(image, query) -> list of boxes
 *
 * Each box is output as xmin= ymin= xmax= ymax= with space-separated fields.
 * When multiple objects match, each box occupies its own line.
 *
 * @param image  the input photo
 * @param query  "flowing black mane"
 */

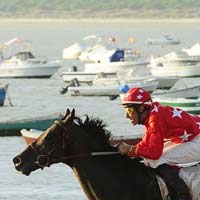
xmin=76 ymin=115 xmax=113 ymax=147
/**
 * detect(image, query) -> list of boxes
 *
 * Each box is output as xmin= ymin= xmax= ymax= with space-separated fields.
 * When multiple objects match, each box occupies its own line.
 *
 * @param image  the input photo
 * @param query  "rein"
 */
xmin=58 ymin=151 xmax=120 ymax=162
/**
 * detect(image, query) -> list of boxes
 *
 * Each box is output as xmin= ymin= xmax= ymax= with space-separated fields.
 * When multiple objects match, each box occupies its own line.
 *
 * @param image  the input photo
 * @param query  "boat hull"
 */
xmin=150 ymin=64 xmax=200 ymax=77
xmin=0 ymin=62 xmax=61 ymax=78
xmin=148 ymin=54 xmax=200 ymax=77
xmin=68 ymin=80 xmax=158 ymax=97
xmin=0 ymin=114 xmax=61 ymax=136
xmin=84 ymin=61 xmax=148 ymax=73
xmin=60 ymin=72 xmax=116 ymax=84
xmin=153 ymin=86 xmax=200 ymax=99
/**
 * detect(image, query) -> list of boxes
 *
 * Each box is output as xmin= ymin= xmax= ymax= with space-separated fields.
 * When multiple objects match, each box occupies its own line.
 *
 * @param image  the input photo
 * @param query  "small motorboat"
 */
xmin=0 ymin=37 xmax=61 ymax=78
xmin=145 ymin=35 xmax=180 ymax=45
xmin=68 ymin=79 xmax=158 ymax=97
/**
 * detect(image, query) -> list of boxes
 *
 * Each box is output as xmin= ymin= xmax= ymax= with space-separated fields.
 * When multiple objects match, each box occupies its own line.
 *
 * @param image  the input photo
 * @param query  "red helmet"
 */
xmin=121 ymin=87 xmax=152 ymax=107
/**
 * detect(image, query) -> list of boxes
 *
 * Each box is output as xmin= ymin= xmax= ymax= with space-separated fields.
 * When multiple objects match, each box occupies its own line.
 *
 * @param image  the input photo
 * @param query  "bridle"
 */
xmin=30 ymin=119 xmax=73 ymax=168
xmin=30 ymin=119 xmax=119 ymax=169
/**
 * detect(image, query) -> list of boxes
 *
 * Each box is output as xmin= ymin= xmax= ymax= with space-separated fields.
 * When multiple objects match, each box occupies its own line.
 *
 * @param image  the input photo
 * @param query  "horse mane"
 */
xmin=74 ymin=115 xmax=150 ymax=171
xmin=74 ymin=115 xmax=149 ymax=167
xmin=75 ymin=115 xmax=113 ymax=147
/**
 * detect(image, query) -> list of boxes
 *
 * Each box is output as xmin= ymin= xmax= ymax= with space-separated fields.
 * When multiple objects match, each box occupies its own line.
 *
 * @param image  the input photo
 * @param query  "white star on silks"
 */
xmin=196 ymin=122 xmax=200 ymax=129
xmin=172 ymin=108 xmax=183 ymax=119
xmin=179 ymin=130 xmax=192 ymax=142
xmin=139 ymin=89 xmax=144 ymax=93
xmin=151 ymin=105 xmax=158 ymax=113
xmin=137 ymin=94 xmax=143 ymax=100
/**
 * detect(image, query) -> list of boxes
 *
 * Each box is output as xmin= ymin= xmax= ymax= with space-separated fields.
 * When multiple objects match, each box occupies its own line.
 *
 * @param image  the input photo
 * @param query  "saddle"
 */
xmin=157 ymin=163 xmax=200 ymax=200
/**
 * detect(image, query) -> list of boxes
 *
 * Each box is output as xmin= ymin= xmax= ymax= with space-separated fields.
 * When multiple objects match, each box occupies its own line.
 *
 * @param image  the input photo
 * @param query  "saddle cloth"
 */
xmin=157 ymin=164 xmax=200 ymax=200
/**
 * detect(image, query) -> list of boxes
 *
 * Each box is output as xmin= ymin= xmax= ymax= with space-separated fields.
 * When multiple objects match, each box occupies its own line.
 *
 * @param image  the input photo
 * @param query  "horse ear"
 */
xmin=61 ymin=108 xmax=71 ymax=120
xmin=84 ymin=115 xmax=89 ymax=124
xmin=63 ymin=108 xmax=75 ymax=122
xmin=71 ymin=108 xmax=75 ymax=118
xmin=66 ymin=108 xmax=70 ymax=115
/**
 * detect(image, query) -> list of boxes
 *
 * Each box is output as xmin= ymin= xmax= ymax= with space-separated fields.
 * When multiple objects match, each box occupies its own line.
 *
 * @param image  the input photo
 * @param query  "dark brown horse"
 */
xmin=13 ymin=108 xmax=162 ymax=200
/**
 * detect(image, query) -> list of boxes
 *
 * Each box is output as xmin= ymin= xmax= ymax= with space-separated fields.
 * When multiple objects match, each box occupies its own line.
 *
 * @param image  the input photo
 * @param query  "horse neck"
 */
xmin=70 ymin=156 xmax=162 ymax=200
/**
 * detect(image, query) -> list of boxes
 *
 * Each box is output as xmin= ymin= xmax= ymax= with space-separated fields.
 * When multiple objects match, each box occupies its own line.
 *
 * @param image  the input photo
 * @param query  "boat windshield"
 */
xmin=14 ymin=52 xmax=35 ymax=60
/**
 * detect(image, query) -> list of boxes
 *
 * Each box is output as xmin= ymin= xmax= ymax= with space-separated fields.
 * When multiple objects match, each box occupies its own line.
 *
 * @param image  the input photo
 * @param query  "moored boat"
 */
xmin=147 ymin=51 xmax=200 ymax=77
xmin=0 ymin=38 xmax=61 ymax=78
xmin=68 ymin=79 xmax=158 ymax=97
xmin=153 ymin=97 xmax=200 ymax=114
xmin=0 ymin=51 xmax=61 ymax=78
xmin=145 ymin=35 xmax=180 ymax=45
xmin=60 ymin=71 xmax=116 ymax=85
xmin=0 ymin=113 xmax=62 ymax=136
xmin=84 ymin=60 xmax=148 ymax=73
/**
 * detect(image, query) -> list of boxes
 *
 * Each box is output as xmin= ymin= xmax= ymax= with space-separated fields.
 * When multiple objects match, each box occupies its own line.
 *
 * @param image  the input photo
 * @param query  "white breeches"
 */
xmin=144 ymin=134 xmax=200 ymax=168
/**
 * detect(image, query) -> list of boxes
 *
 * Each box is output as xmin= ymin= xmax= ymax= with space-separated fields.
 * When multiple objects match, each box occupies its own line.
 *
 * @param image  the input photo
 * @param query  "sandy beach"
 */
xmin=0 ymin=17 xmax=200 ymax=24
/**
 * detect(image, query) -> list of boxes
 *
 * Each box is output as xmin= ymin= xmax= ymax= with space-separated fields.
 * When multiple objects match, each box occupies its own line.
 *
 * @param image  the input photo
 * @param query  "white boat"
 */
xmin=62 ymin=43 xmax=84 ymax=60
xmin=182 ymin=43 xmax=200 ymax=56
xmin=60 ymin=71 xmax=116 ymax=84
xmin=84 ymin=60 xmax=148 ymax=73
xmin=0 ymin=38 xmax=61 ymax=78
xmin=61 ymin=65 xmax=177 ymax=90
xmin=0 ymin=51 xmax=61 ymax=78
xmin=151 ymin=76 xmax=179 ymax=89
xmin=60 ymin=59 xmax=149 ymax=86
xmin=79 ymin=47 xmax=140 ymax=63
xmin=63 ymin=35 xmax=140 ymax=63
xmin=145 ymin=35 xmax=180 ymax=45
xmin=117 ymin=68 xmax=178 ymax=89
xmin=68 ymin=79 xmax=158 ymax=97
xmin=147 ymin=51 xmax=200 ymax=77
xmin=63 ymin=35 xmax=99 ymax=60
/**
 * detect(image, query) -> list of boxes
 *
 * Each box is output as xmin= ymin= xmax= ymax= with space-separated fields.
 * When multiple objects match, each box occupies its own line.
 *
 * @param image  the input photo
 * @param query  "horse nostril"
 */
xmin=13 ymin=156 xmax=22 ymax=167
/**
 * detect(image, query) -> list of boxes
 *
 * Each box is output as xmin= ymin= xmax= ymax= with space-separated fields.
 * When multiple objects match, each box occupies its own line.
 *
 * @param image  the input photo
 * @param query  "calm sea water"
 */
xmin=0 ymin=20 xmax=200 ymax=199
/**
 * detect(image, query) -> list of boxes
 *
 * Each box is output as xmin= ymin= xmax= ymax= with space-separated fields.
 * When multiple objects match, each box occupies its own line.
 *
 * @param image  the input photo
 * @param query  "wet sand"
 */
xmin=0 ymin=18 xmax=200 ymax=24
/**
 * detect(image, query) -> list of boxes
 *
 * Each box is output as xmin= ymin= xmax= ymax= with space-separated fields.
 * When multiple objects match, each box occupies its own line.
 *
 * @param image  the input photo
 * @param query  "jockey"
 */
xmin=118 ymin=87 xmax=200 ymax=200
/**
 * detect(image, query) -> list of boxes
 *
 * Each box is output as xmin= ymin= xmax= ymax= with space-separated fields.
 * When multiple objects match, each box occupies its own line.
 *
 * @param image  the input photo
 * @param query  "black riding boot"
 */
xmin=156 ymin=164 xmax=192 ymax=200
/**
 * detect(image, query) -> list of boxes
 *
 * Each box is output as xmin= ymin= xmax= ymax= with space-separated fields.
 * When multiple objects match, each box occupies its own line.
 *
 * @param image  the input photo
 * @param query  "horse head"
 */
xmin=13 ymin=108 xmax=79 ymax=175
xmin=13 ymin=108 xmax=116 ymax=176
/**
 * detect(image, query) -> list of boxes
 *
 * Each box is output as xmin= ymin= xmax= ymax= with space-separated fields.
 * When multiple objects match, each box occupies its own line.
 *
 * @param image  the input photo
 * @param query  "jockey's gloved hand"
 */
xmin=118 ymin=142 xmax=134 ymax=156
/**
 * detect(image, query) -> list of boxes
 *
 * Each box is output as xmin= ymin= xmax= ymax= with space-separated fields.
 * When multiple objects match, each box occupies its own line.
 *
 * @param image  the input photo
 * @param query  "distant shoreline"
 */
xmin=0 ymin=18 xmax=200 ymax=24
